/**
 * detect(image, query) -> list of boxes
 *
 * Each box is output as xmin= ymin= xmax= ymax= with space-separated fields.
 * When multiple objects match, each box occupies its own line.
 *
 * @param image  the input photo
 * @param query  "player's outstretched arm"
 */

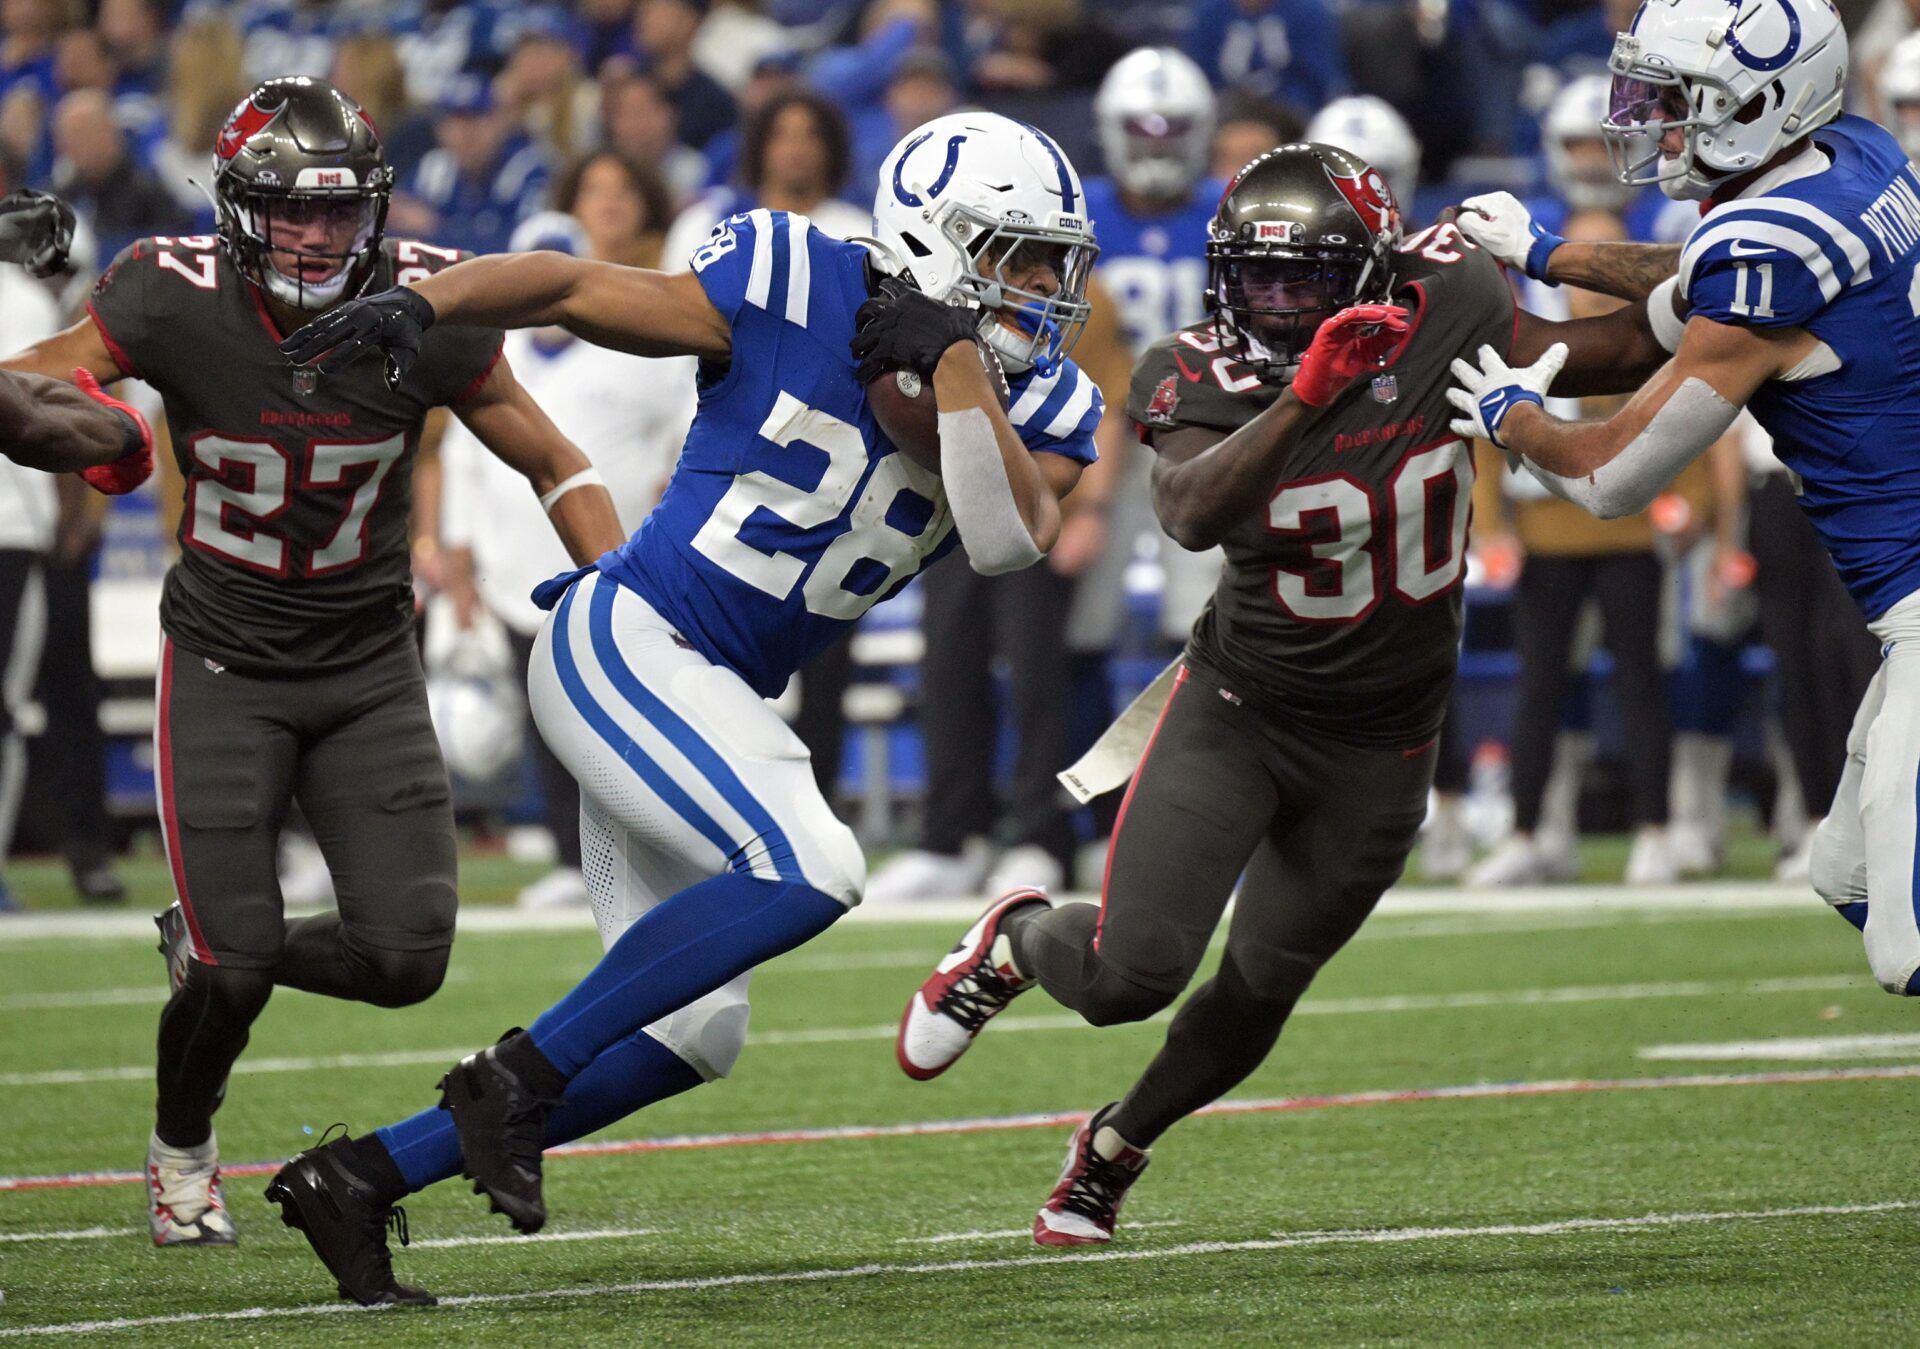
xmin=451 ymin=357 xmax=628 ymax=565
xmin=1454 ymin=193 xmax=1679 ymax=302
xmin=1151 ymin=304 xmax=1407 ymax=551
xmin=280 ymin=255 xmax=732 ymax=387
xmin=0 ymin=366 xmax=143 ymax=472
xmin=1448 ymin=317 xmax=1807 ymax=518
xmin=1510 ymin=304 xmax=1670 ymax=399
xmin=0 ymin=318 xmax=153 ymax=489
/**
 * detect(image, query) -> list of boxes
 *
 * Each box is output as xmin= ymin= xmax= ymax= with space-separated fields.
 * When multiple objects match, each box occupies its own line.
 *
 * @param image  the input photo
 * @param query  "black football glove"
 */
xmin=0 ymin=189 xmax=74 ymax=279
xmin=278 ymin=285 xmax=436 ymax=391
xmin=851 ymin=275 xmax=983 ymax=386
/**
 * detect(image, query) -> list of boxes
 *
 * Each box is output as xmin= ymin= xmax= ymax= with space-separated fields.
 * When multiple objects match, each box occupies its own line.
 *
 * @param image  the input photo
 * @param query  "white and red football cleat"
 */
xmin=147 ymin=1131 xmax=237 ymax=1246
xmin=1033 ymin=1105 xmax=1150 ymax=1247
xmin=896 ymin=888 xmax=1048 ymax=1080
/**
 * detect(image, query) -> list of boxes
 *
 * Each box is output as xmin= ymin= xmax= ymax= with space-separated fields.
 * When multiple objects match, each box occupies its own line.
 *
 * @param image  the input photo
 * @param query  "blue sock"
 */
xmin=376 ymin=1029 xmax=705 ymax=1194
xmin=528 ymin=873 xmax=843 ymax=1077
xmin=1837 ymin=901 xmax=1869 ymax=932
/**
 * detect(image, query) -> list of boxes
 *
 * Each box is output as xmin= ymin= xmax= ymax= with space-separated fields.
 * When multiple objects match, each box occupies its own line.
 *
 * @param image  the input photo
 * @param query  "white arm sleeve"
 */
xmin=1521 ymin=376 xmax=1737 ymax=519
xmin=1646 ymin=276 xmax=1686 ymax=354
xmin=937 ymin=406 xmax=1046 ymax=575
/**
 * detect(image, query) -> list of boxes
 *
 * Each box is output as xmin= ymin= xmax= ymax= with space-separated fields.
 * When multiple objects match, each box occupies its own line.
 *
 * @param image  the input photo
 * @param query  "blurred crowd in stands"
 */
xmin=4 ymin=0 xmax=1920 ymax=911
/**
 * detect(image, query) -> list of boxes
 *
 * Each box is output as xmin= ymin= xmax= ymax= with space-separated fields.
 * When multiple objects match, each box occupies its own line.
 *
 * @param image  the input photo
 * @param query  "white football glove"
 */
xmin=1446 ymin=342 xmax=1569 ymax=449
xmin=1455 ymin=192 xmax=1565 ymax=281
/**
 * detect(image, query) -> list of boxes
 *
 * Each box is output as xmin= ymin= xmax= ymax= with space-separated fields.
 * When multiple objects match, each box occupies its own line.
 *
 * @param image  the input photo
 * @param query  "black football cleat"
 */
xmin=264 ymin=1132 xmax=435 ymax=1307
xmin=437 ymin=1029 xmax=562 ymax=1234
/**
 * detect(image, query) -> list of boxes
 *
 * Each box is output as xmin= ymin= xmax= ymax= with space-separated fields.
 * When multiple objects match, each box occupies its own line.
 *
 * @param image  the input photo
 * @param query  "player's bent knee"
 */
xmin=352 ymin=944 xmax=451 ymax=1009
xmin=1077 ymin=974 xmax=1179 ymax=1028
xmin=808 ymin=816 xmax=867 ymax=908
xmin=1809 ymin=815 xmax=1867 ymax=908
xmin=1863 ymin=930 xmax=1920 ymax=996
xmin=646 ymin=983 xmax=751 ymax=1080
xmin=185 ymin=962 xmax=274 ymax=1020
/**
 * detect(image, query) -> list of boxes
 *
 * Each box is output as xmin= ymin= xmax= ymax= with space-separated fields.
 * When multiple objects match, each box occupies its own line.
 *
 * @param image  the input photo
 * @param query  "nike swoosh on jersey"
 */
xmin=1728 ymin=241 xmax=1778 ymax=257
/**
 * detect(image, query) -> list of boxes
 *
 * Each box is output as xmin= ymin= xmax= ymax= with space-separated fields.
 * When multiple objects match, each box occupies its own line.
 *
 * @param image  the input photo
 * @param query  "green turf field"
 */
xmin=4 ymin=885 xmax=1918 ymax=1343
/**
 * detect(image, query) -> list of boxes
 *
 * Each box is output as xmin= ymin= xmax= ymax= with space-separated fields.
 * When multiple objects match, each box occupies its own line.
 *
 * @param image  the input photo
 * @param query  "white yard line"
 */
xmin=0 ymin=1225 xmax=140 ymax=1243
xmin=8 ymin=1065 xmax=1918 ymax=1195
xmin=1640 ymin=1032 xmax=1920 ymax=1062
xmin=0 ymin=973 xmax=1865 ymax=1087
xmin=0 ymin=907 xmax=1817 ymax=1012
xmin=0 ymin=883 xmax=1823 ymax=945
xmin=2 ymin=1201 xmax=1911 ymax=1338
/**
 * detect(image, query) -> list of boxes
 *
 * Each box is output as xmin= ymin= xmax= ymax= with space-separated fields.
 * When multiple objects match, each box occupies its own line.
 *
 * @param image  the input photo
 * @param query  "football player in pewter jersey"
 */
xmin=896 ymin=144 xmax=1676 ymax=1246
xmin=261 ymin=112 xmax=1102 ymax=1305
xmin=1452 ymin=0 xmax=1920 ymax=1000
xmin=1 ymin=77 xmax=625 ymax=1249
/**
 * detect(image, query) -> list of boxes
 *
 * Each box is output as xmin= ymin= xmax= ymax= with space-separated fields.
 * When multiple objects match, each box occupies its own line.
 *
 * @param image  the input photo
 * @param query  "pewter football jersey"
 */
xmin=1127 ymin=228 xmax=1515 ymax=746
xmin=88 ymin=236 xmax=503 ymax=674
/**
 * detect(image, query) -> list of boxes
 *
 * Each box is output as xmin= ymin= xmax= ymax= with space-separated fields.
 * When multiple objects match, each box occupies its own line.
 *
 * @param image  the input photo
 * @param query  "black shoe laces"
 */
xmin=1060 ymin=1148 xmax=1134 ymax=1225
xmin=935 ymin=960 xmax=1024 ymax=1033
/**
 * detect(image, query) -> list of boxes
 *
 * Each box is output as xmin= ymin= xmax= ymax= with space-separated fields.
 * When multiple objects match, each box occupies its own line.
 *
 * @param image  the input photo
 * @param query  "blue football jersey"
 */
xmin=1082 ymin=176 xmax=1219 ymax=355
xmin=596 ymin=209 xmax=1102 ymax=695
xmin=1678 ymin=116 xmax=1920 ymax=621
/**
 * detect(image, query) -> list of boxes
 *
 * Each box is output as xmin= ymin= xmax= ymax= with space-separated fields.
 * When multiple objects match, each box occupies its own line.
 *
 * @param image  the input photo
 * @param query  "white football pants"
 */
xmin=1811 ymin=588 xmax=1920 ymax=994
xmin=527 ymin=571 xmax=866 ymax=1077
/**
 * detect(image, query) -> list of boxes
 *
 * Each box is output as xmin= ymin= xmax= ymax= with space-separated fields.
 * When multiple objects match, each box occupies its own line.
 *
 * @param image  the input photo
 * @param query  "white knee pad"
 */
xmin=644 ymin=974 xmax=752 ymax=1080
xmin=805 ymin=813 xmax=867 ymax=907
xmin=1808 ymin=811 xmax=1868 ymax=908
xmin=1862 ymin=919 xmax=1920 ymax=995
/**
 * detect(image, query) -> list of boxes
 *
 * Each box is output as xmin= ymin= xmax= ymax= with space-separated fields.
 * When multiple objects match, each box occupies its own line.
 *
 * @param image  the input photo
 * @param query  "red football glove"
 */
xmin=1291 ymin=303 xmax=1411 ymax=408
xmin=72 ymin=366 xmax=153 ymax=496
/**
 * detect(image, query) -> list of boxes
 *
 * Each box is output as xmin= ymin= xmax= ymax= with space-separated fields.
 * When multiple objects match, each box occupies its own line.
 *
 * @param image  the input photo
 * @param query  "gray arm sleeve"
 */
xmin=937 ymin=406 xmax=1046 ymax=575
xmin=1521 ymin=376 xmax=1737 ymax=519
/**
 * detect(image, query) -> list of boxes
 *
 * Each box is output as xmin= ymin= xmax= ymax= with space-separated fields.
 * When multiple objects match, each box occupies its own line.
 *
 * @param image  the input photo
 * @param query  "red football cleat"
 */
xmin=1033 ymin=1104 xmax=1150 ymax=1247
xmin=896 ymin=887 xmax=1047 ymax=1080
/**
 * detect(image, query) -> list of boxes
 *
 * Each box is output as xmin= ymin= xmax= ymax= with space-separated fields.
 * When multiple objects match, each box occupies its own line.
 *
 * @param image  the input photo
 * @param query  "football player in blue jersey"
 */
xmin=1448 ymin=0 xmax=1920 ymax=997
xmin=259 ymin=111 xmax=1104 ymax=1305
xmin=1085 ymin=47 xmax=1221 ymax=353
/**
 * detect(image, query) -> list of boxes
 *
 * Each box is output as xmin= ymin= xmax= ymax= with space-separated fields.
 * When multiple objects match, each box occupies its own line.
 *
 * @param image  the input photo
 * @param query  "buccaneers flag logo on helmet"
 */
xmin=1329 ymin=167 xmax=1399 ymax=235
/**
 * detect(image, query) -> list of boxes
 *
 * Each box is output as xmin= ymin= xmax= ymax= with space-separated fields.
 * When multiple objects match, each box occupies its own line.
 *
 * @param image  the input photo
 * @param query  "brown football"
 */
xmin=865 ymin=345 xmax=1012 ymax=476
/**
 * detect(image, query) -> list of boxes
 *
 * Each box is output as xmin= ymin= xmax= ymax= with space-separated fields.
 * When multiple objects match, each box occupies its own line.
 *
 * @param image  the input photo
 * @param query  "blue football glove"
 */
xmin=1446 ymin=342 xmax=1569 ymax=449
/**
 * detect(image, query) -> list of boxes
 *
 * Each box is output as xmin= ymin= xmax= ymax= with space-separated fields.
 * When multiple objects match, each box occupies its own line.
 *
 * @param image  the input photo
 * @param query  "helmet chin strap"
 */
xmin=260 ymin=261 xmax=356 ymax=311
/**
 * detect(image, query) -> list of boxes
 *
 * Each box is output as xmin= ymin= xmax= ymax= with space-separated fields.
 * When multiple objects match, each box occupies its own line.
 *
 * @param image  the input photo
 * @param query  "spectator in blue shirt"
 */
xmin=0 ymin=0 xmax=63 ymax=105
xmin=606 ymin=0 xmax=734 ymax=150
xmin=50 ymin=87 xmax=187 ymax=259
xmin=392 ymin=73 xmax=550 ymax=256
xmin=99 ymin=0 xmax=167 ymax=99
xmin=1186 ymin=0 xmax=1347 ymax=115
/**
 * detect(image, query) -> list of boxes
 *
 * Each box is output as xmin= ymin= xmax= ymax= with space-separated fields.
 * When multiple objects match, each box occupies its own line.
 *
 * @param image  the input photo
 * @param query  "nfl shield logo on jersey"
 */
xmin=1146 ymin=374 xmax=1181 ymax=425
xmin=1370 ymin=373 xmax=1398 ymax=404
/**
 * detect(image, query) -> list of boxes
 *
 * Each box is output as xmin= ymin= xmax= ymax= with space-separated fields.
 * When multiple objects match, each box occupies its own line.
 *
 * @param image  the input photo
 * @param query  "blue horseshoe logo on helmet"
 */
xmin=892 ymin=133 xmax=969 ymax=207
xmin=1723 ymin=0 xmax=1802 ymax=73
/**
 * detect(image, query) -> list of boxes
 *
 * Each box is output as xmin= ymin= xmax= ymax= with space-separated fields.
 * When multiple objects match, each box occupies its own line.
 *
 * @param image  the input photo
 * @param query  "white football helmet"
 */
xmin=1603 ymin=0 xmax=1847 ymax=201
xmin=1304 ymin=96 xmax=1421 ymax=216
xmin=870 ymin=111 xmax=1099 ymax=375
xmin=1093 ymin=47 xmax=1217 ymax=202
xmin=1879 ymin=31 xmax=1920 ymax=163
xmin=1544 ymin=75 xmax=1634 ymax=213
